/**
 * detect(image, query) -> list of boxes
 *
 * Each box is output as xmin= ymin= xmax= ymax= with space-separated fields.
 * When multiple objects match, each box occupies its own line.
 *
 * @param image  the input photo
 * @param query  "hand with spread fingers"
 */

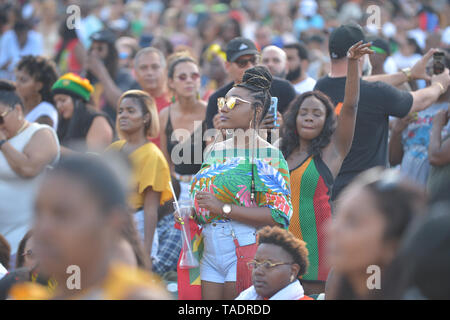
xmin=347 ymin=41 xmax=374 ymax=60
xmin=411 ymin=48 xmax=439 ymax=82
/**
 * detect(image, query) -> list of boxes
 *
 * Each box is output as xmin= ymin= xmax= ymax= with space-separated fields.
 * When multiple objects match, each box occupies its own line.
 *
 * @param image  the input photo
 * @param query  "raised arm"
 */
xmin=409 ymin=68 xmax=449 ymax=114
xmin=364 ymin=48 xmax=436 ymax=86
xmin=332 ymin=41 xmax=373 ymax=159
xmin=85 ymin=53 xmax=123 ymax=110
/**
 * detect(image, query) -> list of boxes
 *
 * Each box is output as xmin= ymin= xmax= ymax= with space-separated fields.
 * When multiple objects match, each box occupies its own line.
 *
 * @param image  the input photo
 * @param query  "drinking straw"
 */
xmin=169 ymin=181 xmax=182 ymax=224
xmin=169 ymin=181 xmax=194 ymax=256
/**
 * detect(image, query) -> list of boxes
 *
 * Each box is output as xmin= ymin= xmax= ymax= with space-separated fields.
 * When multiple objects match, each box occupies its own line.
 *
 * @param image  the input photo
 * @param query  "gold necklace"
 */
xmin=14 ymin=121 xmax=29 ymax=137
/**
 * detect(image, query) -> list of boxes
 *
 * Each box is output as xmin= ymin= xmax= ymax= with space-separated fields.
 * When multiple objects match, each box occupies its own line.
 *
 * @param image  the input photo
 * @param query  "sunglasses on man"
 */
xmin=234 ymin=56 xmax=258 ymax=68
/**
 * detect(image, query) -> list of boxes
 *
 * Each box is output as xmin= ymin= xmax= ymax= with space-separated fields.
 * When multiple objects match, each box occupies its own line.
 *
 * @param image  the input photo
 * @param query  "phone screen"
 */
xmin=433 ymin=52 xmax=445 ymax=75
xmin=269 ymin=97 xmax=278 ymax=126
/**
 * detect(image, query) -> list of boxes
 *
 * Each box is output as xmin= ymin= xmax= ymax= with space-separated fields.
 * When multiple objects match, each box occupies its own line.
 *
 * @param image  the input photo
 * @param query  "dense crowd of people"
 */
xmin=0 ymin=0 xmax=449 ymax=300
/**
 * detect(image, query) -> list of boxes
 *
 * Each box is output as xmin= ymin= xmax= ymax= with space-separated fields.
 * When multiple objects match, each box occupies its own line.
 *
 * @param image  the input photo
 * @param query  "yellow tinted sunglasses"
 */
xmin=217 ymin=96 xmax=251 ymax=111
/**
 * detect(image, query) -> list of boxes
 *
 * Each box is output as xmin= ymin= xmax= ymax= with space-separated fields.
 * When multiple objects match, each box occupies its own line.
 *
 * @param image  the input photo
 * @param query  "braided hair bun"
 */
xmin=241 ymin=66 xmax=272 ymax=91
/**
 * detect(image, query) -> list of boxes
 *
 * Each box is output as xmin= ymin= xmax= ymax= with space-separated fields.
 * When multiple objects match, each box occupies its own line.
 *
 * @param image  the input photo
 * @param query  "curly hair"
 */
xmin=281 ymin=91 xmax=336 ymax=159
xmin=257 ymin=226 xmax=309 ymax=277
xmin=16 ymin=55 xmax=59 ymax=103
xmin=235 ymin=65 xmax=273 ymax=127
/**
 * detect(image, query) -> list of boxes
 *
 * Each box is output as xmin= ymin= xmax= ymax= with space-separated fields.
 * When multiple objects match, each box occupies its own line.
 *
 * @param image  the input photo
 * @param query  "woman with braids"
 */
xmin=236 ymin=226 xmax=312 ymax=300
xmin=51 ymin=73 xmax=114 ymax=154
xmin=185 ymin=66 xmax=293 ymax=300
xmin=159 ymin=52 xmax=207 ymax=201
xmin=15 ymin=55 xmax=59 ymax=130
xmin=280 ymin=41 xmax=373 ymax=295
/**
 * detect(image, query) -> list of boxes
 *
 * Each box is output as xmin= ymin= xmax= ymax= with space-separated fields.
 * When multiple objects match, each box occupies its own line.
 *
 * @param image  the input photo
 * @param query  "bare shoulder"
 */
xmin=91 ymin=116 xmax=112 ymax=129
xmin=24 ymin=126 xmax=58 ymax=158
xmin=29 ymin=126 xmax=57 ymax=144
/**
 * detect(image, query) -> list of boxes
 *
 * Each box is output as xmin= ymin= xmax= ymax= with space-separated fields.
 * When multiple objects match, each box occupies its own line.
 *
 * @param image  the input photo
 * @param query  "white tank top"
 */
xmin=25 ymin=101 xmax=59 ymax=131
xmin=0 ymin=123 xmax=60 ymax=254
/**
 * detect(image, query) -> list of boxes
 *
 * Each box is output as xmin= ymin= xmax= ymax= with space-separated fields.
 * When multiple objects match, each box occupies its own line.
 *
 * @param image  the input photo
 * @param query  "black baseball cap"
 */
xmin=90 ymin=29 xmax=116 ymax=45
xmin=367 ymin=35 xmax=390 ymax=56
xmin=329 ymin=24 xmax=365 ymax=59
xmin=225 ymin=37 xmax=259 ymax=62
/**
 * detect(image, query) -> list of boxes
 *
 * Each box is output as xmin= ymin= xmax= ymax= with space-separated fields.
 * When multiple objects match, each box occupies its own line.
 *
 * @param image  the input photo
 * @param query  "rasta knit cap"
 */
xmin=51 ymin=73 xmax=94 ymax=102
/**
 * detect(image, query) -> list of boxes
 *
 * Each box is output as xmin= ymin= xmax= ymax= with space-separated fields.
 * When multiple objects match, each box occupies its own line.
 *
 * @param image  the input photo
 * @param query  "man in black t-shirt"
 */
xmin=314 ymin=24 xmax=450 ymax=200
xmin=205 ymin=37 xmax=296 ymax=131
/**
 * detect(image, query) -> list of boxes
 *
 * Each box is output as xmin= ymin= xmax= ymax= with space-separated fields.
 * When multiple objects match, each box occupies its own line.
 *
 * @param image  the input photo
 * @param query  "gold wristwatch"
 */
xmin=401 ymin=67 xmax=412 ymax=82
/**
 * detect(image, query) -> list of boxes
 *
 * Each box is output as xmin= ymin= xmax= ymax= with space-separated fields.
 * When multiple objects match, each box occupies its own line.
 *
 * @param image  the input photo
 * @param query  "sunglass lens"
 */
xmin=217 ymin=98 xmax=225 ymax=110
xmin=238 ymin=60 xmax=247 ymax=68
xmin=227 ymin=97 xmax=236 ymax=110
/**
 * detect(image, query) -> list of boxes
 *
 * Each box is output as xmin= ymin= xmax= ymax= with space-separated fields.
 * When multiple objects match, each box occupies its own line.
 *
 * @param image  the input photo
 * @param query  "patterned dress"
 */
xmin=190 ymin=146 xmax=293 ymax=228
xmin=289 ymin=155 xmax=332 ymax=281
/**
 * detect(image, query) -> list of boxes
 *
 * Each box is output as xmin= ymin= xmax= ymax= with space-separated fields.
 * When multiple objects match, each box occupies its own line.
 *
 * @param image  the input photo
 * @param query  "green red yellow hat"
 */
xmin=51 ymin=73 xmax=94 ymax=102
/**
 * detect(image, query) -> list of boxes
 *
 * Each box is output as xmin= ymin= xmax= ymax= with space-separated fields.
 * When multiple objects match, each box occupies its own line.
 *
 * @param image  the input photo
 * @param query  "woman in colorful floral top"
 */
xmin=188 ymin=66 xmax=292 ymax=300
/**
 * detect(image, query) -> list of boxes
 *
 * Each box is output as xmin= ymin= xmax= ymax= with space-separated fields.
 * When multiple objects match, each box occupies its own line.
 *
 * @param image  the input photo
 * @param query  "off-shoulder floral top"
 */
xmin=190 ymin=146 xmax=293 ymax=229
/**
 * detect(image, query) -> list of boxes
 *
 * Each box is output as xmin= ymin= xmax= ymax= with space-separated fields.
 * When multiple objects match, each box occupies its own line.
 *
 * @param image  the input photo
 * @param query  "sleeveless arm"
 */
xmin=0 ymin=128 xmax=58 ymax=178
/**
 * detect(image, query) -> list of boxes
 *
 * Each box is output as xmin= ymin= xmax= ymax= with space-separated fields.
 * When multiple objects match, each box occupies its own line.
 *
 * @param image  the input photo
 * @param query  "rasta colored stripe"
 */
xmin=288 ymin=157 xmax=313 ymax=241
xmin=289 ymin=156 xmax=331 ymax=281
xmin=297 ymin=158 xmax=320 ymax=280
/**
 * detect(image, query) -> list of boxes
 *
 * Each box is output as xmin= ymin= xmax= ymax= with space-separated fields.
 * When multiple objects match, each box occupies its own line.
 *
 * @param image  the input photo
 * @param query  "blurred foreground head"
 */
xmin=385 ymin=179 xmax=450 ymax=300
xmin=30 ymin=154 xmax=169 ymax=299
xmin=33 ymin=154 xmax=128 ymax=282
xmin=328 ymin=167 xmax=426 ymax=299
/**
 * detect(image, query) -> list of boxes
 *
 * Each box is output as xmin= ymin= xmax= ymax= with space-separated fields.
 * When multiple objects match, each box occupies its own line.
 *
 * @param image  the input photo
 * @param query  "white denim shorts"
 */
xmin=200 ymin=220 xmax=256 ymax=284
